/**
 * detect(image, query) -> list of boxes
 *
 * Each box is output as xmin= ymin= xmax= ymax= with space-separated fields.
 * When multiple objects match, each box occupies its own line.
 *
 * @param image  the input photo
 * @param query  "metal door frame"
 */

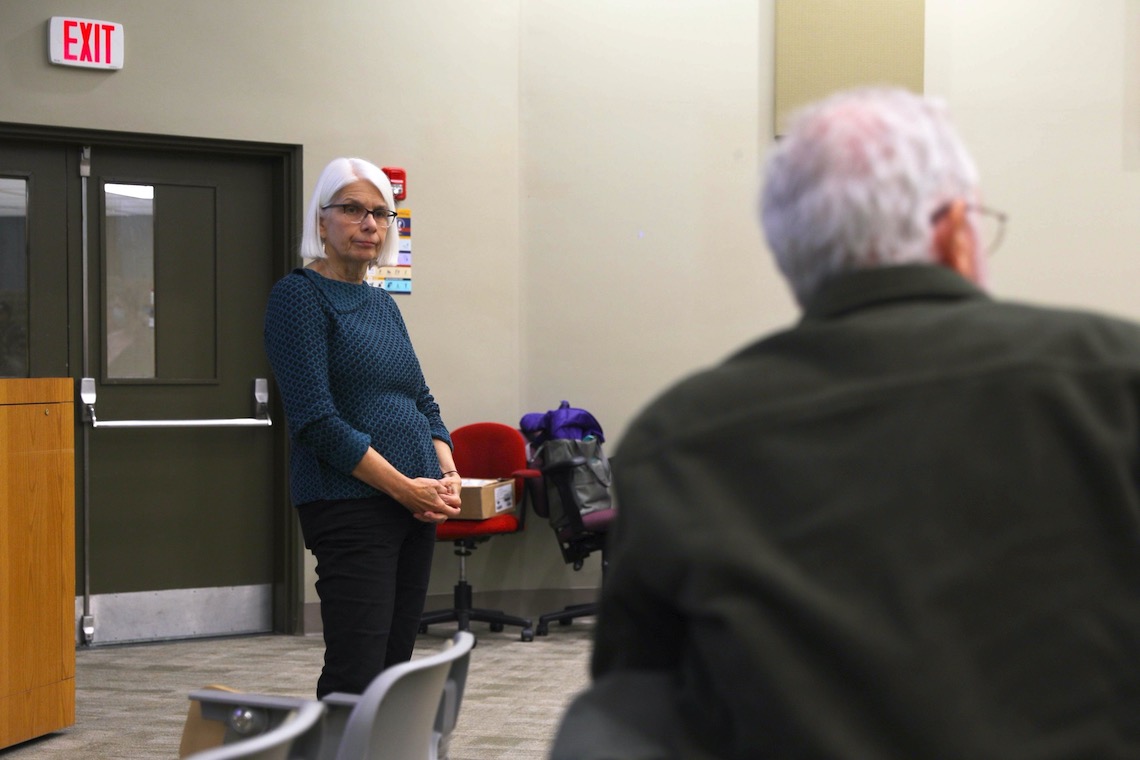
xmin=0 ymin=122 xmax=303 ymax=637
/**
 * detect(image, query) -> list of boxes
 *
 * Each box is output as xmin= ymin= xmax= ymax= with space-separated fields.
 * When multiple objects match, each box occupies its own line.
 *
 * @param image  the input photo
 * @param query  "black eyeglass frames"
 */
xmin=322 ymin=203 xmax=399 ymax=228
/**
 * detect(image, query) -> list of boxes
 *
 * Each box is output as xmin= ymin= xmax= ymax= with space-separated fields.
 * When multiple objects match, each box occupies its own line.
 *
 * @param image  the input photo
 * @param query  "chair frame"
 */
xmin=182 ymin=699 xmax=326 ymax=760
xmin=326 ymin=630 xmax=475 ymax=760
xmin=187 ymin=631 xmax=475 ymax=760
xmin=419 ymin=422 xmax=539 ymax=642
xmin=534 ymin=454 xmax=613 ymax=636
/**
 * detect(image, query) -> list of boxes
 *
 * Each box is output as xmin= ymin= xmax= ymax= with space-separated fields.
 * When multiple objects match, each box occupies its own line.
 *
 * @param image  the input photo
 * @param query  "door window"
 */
xmin=0 ymin=177 xmax=28 ymax=378
xmin=101 ymin=181 xmax=218 ymax=383
xmin=104 ymin=183 xmax=155 ymax=379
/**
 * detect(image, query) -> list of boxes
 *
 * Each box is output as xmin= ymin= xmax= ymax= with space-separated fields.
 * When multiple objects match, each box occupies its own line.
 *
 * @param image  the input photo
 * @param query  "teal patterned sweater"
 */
xmin=264 ymin=268 xmax=451 ymax=506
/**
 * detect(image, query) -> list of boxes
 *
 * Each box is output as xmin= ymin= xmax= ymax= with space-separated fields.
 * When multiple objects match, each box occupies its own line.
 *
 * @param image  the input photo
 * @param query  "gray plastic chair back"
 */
xmin=430 ymin=642 xmax=472 ymax=760
xmin=184 ymin=700 xmax=326 ymax=760
xmin=334 ymin=631 xmax=476 ymax=760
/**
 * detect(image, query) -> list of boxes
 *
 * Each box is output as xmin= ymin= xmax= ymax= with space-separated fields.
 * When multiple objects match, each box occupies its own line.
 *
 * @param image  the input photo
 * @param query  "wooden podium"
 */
xmin=0 ymin=378 xmax=76 ymax=749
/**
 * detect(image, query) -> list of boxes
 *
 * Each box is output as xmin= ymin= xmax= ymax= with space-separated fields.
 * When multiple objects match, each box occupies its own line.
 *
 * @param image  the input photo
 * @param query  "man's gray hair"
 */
xmin=760 ymin=88 xmax=979 ymax=306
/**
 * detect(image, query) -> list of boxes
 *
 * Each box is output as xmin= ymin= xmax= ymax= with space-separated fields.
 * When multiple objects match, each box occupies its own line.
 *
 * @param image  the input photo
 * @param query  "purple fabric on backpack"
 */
xmin=519 ymin=400 xmax=605 ymax=443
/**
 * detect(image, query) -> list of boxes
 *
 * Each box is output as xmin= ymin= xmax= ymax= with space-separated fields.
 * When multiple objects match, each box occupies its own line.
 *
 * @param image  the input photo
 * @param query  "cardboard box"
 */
xmin=455 ymin=478 xmax=515 ymax=520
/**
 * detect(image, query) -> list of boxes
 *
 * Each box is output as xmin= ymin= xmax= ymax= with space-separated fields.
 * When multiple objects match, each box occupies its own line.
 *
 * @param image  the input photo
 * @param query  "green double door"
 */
xmin=0 ymin=131 xmax=299 ymax=643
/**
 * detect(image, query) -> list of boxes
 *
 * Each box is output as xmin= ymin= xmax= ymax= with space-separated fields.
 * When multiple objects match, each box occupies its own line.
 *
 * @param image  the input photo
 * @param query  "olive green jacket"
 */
xmin=579 ymin=265 xmax=1140 ymax=759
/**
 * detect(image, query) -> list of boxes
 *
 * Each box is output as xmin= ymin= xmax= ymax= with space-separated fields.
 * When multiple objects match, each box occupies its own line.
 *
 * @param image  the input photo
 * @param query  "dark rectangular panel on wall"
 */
xmin=156 ymin=184 xmax=217 ymax=381
xmin=774 ymin=0 xmax=925 ymax=135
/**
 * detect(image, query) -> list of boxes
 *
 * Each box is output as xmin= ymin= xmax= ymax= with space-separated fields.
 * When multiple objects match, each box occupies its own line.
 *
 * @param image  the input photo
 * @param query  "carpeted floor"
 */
xmin=0 ymin=621 xmax=594 ymax=759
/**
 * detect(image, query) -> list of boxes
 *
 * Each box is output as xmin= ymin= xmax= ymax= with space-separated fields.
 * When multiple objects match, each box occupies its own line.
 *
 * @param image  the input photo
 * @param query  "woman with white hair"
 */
xmin=264 ymin=157 xmax=461 ymax=698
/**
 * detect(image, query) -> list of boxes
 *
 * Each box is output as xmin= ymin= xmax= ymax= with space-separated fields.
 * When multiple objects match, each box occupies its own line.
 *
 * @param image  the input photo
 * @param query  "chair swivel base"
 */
xmin=536 ymin=602 xmax=596 ymax=636
xmin=420 ymin=580 xmax=535 ymax=642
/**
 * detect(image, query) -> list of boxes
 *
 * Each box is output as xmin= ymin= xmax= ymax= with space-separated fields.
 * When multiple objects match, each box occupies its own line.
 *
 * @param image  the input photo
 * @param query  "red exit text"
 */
xmin=49 ymin=17 xmax=125 ymax=70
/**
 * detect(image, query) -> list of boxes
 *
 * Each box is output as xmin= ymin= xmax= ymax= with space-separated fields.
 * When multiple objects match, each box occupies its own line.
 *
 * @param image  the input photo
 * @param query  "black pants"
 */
xmin=296 ymin=496 xmax=437 ymax=698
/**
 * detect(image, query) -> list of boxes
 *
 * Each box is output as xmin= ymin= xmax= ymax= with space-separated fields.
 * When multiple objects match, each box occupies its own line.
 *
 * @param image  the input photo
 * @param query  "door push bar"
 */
xmin=80 ymin=377 xmax=272 ymax=429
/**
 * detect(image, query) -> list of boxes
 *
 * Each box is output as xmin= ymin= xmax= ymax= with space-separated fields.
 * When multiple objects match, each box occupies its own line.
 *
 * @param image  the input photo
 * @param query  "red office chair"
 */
xmin=419 ymin=422 xmax=539 ymax=642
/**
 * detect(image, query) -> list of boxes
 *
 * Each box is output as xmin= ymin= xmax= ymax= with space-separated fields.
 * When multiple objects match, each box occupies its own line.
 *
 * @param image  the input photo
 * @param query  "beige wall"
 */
xmin=4 ymin=0 xmax=1140 ymax=604
xmin=925 ymin=1 xmax=1140 ymax=319
xmin=520 ymin=0 xmax=779 ymax=445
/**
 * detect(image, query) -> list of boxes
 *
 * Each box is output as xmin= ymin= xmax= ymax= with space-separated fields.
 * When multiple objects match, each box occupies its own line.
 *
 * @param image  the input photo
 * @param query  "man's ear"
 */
xmin=932 ymin=200 xmax=980 ymax=282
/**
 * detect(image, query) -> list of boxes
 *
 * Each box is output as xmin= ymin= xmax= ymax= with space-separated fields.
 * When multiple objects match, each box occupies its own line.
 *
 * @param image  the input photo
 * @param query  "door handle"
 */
xmin=80 ymin=377 xmax=272 ymax=429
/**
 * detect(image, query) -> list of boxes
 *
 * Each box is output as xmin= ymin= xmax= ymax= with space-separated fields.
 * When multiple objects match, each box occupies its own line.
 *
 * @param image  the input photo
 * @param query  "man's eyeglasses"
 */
xmin=322 ymin=203 xmax=399 ymax=228
xmin=930 ymin=202 xmax=1008 ymax=257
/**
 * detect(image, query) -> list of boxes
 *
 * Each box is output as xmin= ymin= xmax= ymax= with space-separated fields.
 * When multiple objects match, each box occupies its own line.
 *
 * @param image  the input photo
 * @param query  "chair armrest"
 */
xmin=509 ymin=467 xmax=543 ymax=528
xmin=183 ymin=701 xmax=327 ymax=760
xmin=320 ymin=691 xmax=361 ymax=709
xmin=510 ymin=467 xmax=543 ymax=503
xmin=187 ymin=689 xmax=316 ymax=737
xmin=539 ymin=456 xmax=587 ymax=474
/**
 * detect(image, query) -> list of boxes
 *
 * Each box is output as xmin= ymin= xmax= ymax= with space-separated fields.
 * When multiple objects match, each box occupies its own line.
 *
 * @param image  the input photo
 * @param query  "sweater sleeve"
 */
xmin=264 ymin=274 xmax=372 ymax=474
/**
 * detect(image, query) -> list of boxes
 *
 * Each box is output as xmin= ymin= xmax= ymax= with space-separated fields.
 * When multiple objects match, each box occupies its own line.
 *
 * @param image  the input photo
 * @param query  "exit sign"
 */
xmin=49 ymin=17 xmax=124 ymax=70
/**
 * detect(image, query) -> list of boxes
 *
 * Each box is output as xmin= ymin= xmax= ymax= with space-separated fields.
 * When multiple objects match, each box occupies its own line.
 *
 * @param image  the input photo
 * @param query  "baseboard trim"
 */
xmin=75 ymin=585 xmax=272 ymax=646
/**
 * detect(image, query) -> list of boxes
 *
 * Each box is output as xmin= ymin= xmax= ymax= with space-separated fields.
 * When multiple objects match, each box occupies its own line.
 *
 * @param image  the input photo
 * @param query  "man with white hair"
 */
xmin=552 ymin=88 xmax=1140 ymax=759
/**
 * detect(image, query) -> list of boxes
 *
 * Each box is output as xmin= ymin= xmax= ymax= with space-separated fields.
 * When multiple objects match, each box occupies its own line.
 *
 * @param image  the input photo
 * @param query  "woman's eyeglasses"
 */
xmin=322 ymin=203 xmax=399 ymax=228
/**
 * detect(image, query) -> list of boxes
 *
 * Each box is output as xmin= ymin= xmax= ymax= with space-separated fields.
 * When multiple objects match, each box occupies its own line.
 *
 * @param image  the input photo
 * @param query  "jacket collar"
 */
xmin=801 ymin=265 xmax=989 ymax=323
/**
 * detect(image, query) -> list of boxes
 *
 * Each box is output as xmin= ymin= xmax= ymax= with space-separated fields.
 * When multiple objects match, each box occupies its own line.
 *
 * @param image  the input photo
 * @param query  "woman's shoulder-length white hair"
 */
xmin=300 ymin=157 xmax=399 ymax=267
